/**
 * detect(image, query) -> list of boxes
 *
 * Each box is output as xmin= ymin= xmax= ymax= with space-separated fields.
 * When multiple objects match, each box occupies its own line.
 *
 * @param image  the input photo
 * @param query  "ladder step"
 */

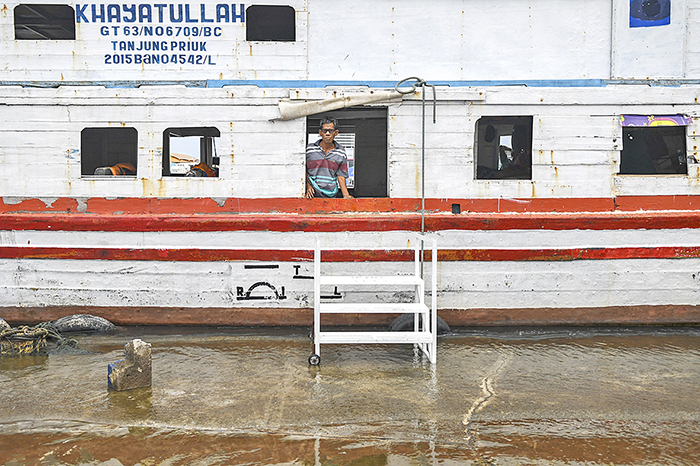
xmin=317 ymin=331 xmax=434 ymax=344
xmin=320 ymin=275 xmax=423 ymax=286
xmin=319 ymin=302 xmax=428 ymax=314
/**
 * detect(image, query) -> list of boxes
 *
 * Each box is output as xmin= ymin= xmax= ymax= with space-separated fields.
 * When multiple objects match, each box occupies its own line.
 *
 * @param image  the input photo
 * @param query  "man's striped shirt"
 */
xmin=306 ymin=140 xmax=349 ymax=198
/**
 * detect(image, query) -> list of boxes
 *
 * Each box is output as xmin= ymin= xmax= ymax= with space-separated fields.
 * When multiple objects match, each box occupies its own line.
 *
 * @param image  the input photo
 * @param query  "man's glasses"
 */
xmin=320 ymin=128 xmax=337 ymax=134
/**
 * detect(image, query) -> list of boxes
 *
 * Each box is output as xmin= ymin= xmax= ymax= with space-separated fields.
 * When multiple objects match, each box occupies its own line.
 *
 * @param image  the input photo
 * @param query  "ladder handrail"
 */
xmin=312 ymin=233 xmax=438 ymax=364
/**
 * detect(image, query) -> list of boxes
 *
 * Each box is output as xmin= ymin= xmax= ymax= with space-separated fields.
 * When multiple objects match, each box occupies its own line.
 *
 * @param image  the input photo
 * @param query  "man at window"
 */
xmin=305 ymin=117 xmax=353 ymax=199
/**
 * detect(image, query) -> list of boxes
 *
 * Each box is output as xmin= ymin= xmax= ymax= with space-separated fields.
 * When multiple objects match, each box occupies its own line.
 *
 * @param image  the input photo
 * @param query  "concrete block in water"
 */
xmin=108 ymin=339 xmax=152 ymax=391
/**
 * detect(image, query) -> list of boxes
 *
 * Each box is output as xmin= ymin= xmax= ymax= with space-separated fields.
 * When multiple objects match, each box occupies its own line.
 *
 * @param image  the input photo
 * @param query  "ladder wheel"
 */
xmin=308 ymin=354 xmax=321 ymax=366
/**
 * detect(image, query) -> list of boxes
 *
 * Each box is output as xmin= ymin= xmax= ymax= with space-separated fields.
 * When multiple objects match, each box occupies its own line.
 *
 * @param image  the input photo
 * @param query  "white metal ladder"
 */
xmin=309 ymin=234 xmax=438 ymax=365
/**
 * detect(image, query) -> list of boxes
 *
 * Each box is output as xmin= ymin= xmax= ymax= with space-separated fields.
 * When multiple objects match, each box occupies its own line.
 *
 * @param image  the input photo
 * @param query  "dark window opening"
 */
xmin=162 ymin=127 xmax=221 ymax=177
xmin=476 ymin=116 xmax=533 ymax=180
xmin=306 ymin=107 xmax=388 ymax=198
xmin=620 ymin=126 xmax=687 ymax=175
xmin=246 ymin=5 xmax=295 ymax=41
xmin=14 ymin=4 xmax=75 ymax=40
xmin=81 ymin=128 xmax=138 ymax=177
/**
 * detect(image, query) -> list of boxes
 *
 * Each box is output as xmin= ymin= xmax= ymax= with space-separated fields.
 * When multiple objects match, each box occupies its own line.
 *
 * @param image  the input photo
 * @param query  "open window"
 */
xmin=306 ymin=107 xmax=388 ymax=198
xmin=81 ymin=127 xmax=137 ymax=177
xmin=475 ymin=116 xmax=533 ymax=180
xmin=619 ymin=115 xmax=690 ymax=175
xmin=162 ymin=127 xmax=220 ymax=177
xmin=14 ymin=4 xmax=75 ymax=40
xmin=246 ymin=5 xmax=295 ymax=42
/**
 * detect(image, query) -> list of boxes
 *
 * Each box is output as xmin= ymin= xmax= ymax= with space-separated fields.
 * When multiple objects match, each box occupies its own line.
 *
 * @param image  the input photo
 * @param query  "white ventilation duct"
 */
xmin=275 ymin=91 xmax=403 ymax=121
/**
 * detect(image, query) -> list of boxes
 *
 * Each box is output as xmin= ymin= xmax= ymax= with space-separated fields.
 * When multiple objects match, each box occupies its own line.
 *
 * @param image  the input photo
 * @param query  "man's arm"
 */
xmin=337 ymin=176 xmax=353 ymax=199
xmin=305 ymin=174 xmax=315 ymax=199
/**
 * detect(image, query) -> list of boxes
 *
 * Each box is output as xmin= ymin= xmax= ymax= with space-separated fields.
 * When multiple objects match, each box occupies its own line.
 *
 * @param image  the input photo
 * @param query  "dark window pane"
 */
xmin=15 ymin=4 xmax=75 ymax=40
xmin=246 ymin=5 xmax=295 ymax=42
xmin=620 ymin=126 xmax=687 ymax=175
xmin=475 ymin=116 xmax=533 ymax=180
xmin=81 ymin=128 xmax=138 ymax=176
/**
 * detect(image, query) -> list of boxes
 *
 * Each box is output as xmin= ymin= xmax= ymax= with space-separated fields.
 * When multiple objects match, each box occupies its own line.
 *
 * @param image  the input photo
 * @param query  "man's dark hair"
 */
xmin=319 ymin=117 xmax=338 ymax=131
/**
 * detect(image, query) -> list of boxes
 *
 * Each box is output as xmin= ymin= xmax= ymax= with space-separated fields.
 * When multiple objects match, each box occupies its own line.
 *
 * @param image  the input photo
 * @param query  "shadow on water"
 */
xmin=107 ymin=387 xmax=154 ymax=421
xmin=0 ymin=354 xmax=48 ymax=372
xmin=452 ymin=323 xmax=700 ymax=340
xmin=1 ymin=325 xmax=699 ymax=465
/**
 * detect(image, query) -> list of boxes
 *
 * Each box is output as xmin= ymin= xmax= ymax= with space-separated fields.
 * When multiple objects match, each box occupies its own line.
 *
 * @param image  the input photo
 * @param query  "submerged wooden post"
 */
xmin=108 ymin=339 xmax=152 ymax=391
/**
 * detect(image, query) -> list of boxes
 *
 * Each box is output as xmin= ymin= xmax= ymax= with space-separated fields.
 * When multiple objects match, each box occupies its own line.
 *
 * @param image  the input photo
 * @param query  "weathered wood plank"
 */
xmin=533 ymin=150 xmax=616 ymax=166
xmin=613 ymin=175 xmax=700 ymax=195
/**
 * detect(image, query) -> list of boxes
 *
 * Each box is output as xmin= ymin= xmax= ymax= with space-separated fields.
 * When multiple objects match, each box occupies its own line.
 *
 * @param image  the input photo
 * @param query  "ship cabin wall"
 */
xmin=2 ymin=0 xmax=700 ymax=201
xmin=3 ymin=0 xmax=700 ymax=82
xmin=2 ymin=85 xmax=700 ymax=200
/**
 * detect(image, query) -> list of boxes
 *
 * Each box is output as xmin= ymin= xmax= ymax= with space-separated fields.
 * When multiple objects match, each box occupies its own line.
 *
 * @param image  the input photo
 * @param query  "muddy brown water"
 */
xmin=1 ymin=326 xmax=699 ymax=465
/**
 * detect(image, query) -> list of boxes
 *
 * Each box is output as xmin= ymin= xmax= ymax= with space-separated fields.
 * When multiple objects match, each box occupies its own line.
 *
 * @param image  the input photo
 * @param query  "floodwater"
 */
xmin=1 ymin=325 xmax=700 ymax=466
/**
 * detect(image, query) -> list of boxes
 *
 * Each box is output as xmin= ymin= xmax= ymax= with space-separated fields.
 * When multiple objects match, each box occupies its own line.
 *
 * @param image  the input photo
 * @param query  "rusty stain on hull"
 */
xmin=3 ymin=305 xmax=700 ymax=327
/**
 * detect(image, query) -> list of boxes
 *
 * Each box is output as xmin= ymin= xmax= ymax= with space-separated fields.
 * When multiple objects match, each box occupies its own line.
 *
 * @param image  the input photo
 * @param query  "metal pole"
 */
xmin=421 ymin=82 xmax=426 ymax=237
xmin=420 ymin=82 xmax=426 ymax=278
xmin=394 ymin=77 xmax=436 ymax=278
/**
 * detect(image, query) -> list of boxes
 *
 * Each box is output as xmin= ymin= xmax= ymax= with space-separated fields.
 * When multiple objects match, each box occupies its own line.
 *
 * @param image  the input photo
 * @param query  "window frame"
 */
xmin=162 ymin=127 xmax=221 ymax=178
xmin=618 ymin=115 xmax=690 ymax=176
xmin=306 ymin=107 xmax=388 ymax=198
xmin=475 ymin=116 xmax=533 ymax=180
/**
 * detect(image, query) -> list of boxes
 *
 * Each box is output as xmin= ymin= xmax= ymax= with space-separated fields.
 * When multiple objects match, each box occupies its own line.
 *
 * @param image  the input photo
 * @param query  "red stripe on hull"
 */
xmin=2 ymin=246 xmax=700 ymax=262
xmin=2 ymin=195 xmax=700 ymax=216
xmin=2 ymin=211 xmax=700 ymax=232
xmin=3 ymin=196 xmax=619 ymax=214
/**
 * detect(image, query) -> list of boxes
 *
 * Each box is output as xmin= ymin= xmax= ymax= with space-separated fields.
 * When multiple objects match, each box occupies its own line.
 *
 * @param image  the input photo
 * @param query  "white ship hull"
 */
xmin=2 ymin=0 xmax=700 ymax=325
